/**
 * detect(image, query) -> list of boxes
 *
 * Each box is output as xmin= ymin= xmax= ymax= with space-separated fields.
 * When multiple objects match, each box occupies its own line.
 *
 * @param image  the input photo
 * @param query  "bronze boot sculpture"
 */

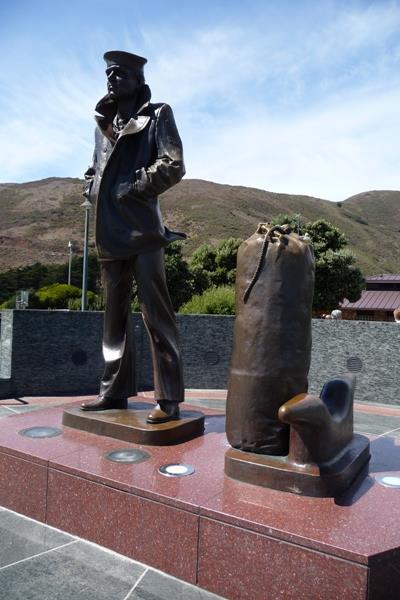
xmin=279 ymin=374 xmax=356 ymax=463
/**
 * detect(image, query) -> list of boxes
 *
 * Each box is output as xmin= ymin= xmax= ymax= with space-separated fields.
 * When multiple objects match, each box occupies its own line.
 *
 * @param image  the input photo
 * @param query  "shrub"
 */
xmin=67 ymin=291 xmax=102 ymax=310
xmin=0 ymin=295 xmax=17 ymax=309
xmin=180 ymin=286 xmax=235 ymax=315
xmin=33 ymin=283 xmax=81 ymax=309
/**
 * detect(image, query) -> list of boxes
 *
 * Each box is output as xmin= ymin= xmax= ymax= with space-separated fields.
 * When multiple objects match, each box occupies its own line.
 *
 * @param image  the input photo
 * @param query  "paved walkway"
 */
xmin=0 ymin=507 xmax=224 ymax=600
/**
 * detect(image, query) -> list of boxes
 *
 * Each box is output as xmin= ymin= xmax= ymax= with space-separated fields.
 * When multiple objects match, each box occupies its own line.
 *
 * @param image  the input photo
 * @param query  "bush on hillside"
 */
xmin=32 ymin=283 xmax=82 ymax=309
xmin=0 ymin=295 xmax=18 ymax=309
xmin=179 ymin=286 xmax=235 ymax=315
xmin=67 ymin=291 xmax=102 ymax=311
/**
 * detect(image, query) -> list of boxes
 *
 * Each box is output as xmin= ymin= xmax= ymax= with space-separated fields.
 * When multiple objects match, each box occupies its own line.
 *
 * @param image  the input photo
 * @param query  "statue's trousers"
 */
xmin=99 ymin=249 xmax=184 ymax=403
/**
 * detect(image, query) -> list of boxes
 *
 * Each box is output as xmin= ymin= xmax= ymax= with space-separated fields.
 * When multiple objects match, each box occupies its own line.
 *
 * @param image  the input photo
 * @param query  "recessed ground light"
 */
xmin=375 ymin=475 xmax=400 ymax=488
xmin=158 ymin=463 xmax=195 ymax=477
xmin=105 ymin=449 xmax=150 ymax=463
xmin=19 ymin=426 xmax=62 ymax=438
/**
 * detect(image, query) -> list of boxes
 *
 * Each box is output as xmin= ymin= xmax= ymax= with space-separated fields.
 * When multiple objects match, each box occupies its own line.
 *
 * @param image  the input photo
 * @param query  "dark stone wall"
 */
xmin=309 ymin=319 xmax=400 ymax=405
xmin=0 ymin=310 xmax=399 ymax=405
xmin=1 ymin=310 xmax=105 ymax=396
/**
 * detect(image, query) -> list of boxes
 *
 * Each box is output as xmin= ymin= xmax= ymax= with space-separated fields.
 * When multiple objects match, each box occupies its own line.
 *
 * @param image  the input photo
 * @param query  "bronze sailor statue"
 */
xmin=81 ymin=51 xmax=185 ymax=424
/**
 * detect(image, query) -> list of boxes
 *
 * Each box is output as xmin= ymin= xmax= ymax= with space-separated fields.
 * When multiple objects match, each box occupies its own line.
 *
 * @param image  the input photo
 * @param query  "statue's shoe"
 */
xmin=80 ymin=396 xmax=128 ymax=411
xmin=146 ymin=402 xmax=180 ymax=424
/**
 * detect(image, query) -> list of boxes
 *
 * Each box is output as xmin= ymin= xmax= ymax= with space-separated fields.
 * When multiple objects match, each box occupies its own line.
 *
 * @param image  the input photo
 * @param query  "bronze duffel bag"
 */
xmin=226 ymin=224 xmax=315 ymax=455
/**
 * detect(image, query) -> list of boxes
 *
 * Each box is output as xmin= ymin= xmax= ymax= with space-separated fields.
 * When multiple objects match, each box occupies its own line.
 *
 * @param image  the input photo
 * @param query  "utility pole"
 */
xmin=81 ymin=199 xmax=91 ymax=311
xmin=67 ymin=241 xmax=73 ymax=286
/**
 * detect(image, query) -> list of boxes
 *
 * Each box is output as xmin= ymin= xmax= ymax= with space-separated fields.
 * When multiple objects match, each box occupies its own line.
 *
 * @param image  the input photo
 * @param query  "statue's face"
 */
xmin=106 ymin=65 xmax=139 ymax=100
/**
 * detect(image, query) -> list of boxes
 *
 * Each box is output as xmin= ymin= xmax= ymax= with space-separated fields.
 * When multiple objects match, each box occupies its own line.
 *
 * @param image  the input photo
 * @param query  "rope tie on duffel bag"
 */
xmin=243 ymin=223 xmax=292 ymax=303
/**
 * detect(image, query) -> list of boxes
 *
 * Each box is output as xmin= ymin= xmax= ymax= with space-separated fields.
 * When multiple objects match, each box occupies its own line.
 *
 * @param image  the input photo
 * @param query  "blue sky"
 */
xmin=1 ymin=0 xmax=399 ymax=200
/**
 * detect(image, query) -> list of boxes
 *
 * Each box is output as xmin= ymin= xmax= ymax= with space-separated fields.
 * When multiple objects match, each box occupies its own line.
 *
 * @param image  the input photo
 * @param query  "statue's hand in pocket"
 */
xmin=116 ymin=182 xmax=133 ymax=201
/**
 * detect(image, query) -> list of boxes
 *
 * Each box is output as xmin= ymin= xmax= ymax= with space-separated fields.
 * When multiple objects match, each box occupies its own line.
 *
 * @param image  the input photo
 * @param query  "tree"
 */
xmin=0 ymin=254 xmax=101 ymax=306
xmin=189 ymin=237 xmax=243 ymax=293
xmin=213 ymin=238 xmax=242 ymax=286
xmin=270 ymin=215 xmax=364 ymax=312
xmin=130 ymin=241 xmax=195 ymax=312
xmin=0 ymin=263 xmax=49 ymax=305
xmin=303 ymin=220 xmax=347 ymax=256
xmin=188 ymin=243 xmax=217 ymax=292
xmin=270 ymin=213 xmax=303 ymax=233
xmin=312 ymin=251 xmax=364 ymax=311
xmin=303 ymin=220 xmax=363 ymax=310
xmin=63 ymin=254 xmax=100 ymax=292
xmin=164 ymin=242 xmax=196 ymax=310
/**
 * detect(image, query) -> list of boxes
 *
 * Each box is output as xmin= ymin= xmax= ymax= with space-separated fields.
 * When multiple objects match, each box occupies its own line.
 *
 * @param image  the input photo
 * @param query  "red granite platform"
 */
xmin=0 ymin=395 xmax=399 ymax=599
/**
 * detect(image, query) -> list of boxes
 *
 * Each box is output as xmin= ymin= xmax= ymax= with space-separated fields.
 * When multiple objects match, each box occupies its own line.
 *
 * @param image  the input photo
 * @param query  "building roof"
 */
xmin=366 ymin=274 xmax=400 ymax=282
xmin=341 ymin=290 xmax=400 ymax=311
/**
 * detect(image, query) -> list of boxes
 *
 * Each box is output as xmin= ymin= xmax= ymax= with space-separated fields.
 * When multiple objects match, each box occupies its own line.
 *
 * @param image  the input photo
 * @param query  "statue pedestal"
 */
xmin=0 ymin=395 xmax=399 ymax=599
xmin=225 ymin=433 xmax=370 ymax=497
xmin=62 ymin=404 xmax=205 ymax=445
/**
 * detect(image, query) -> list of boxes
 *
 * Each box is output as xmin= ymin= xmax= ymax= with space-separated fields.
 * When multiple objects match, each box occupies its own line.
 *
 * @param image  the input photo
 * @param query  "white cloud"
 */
xmin=143 ymin=2 xmax=400 ymax=111
xmin=0 ymin=54 xmax=103 ymax=181
xmin=1 ymin=1 xmax=399 ymax=200
xmin=182 ymin=84 xmax=400 ymax=201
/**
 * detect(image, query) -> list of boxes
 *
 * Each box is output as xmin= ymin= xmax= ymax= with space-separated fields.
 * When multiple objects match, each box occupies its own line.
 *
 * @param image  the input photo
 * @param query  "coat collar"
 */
xmin=94 ymin=84 xmax=152 ymax=137
xmin=117 ymin=115 xmax=150 ymax=137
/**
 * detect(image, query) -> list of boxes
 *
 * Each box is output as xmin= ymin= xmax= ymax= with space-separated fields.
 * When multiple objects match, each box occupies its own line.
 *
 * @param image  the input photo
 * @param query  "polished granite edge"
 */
xmin=0 ymin=451 xmax=48 ymax=521
xmin=198 ymin=514 xmax=370 ymax=567
xmin=197 ymin=517 xmax=369 ymax=600
xmin=0 ymin=446 xmax=48 ymax=466
xmin=43 ymin=464 xmax=398 ymax=568
xmin=46 ymin=465 xmax=202 ymax=516
xmin=197 ymin=499 xmax=378 ymax=566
